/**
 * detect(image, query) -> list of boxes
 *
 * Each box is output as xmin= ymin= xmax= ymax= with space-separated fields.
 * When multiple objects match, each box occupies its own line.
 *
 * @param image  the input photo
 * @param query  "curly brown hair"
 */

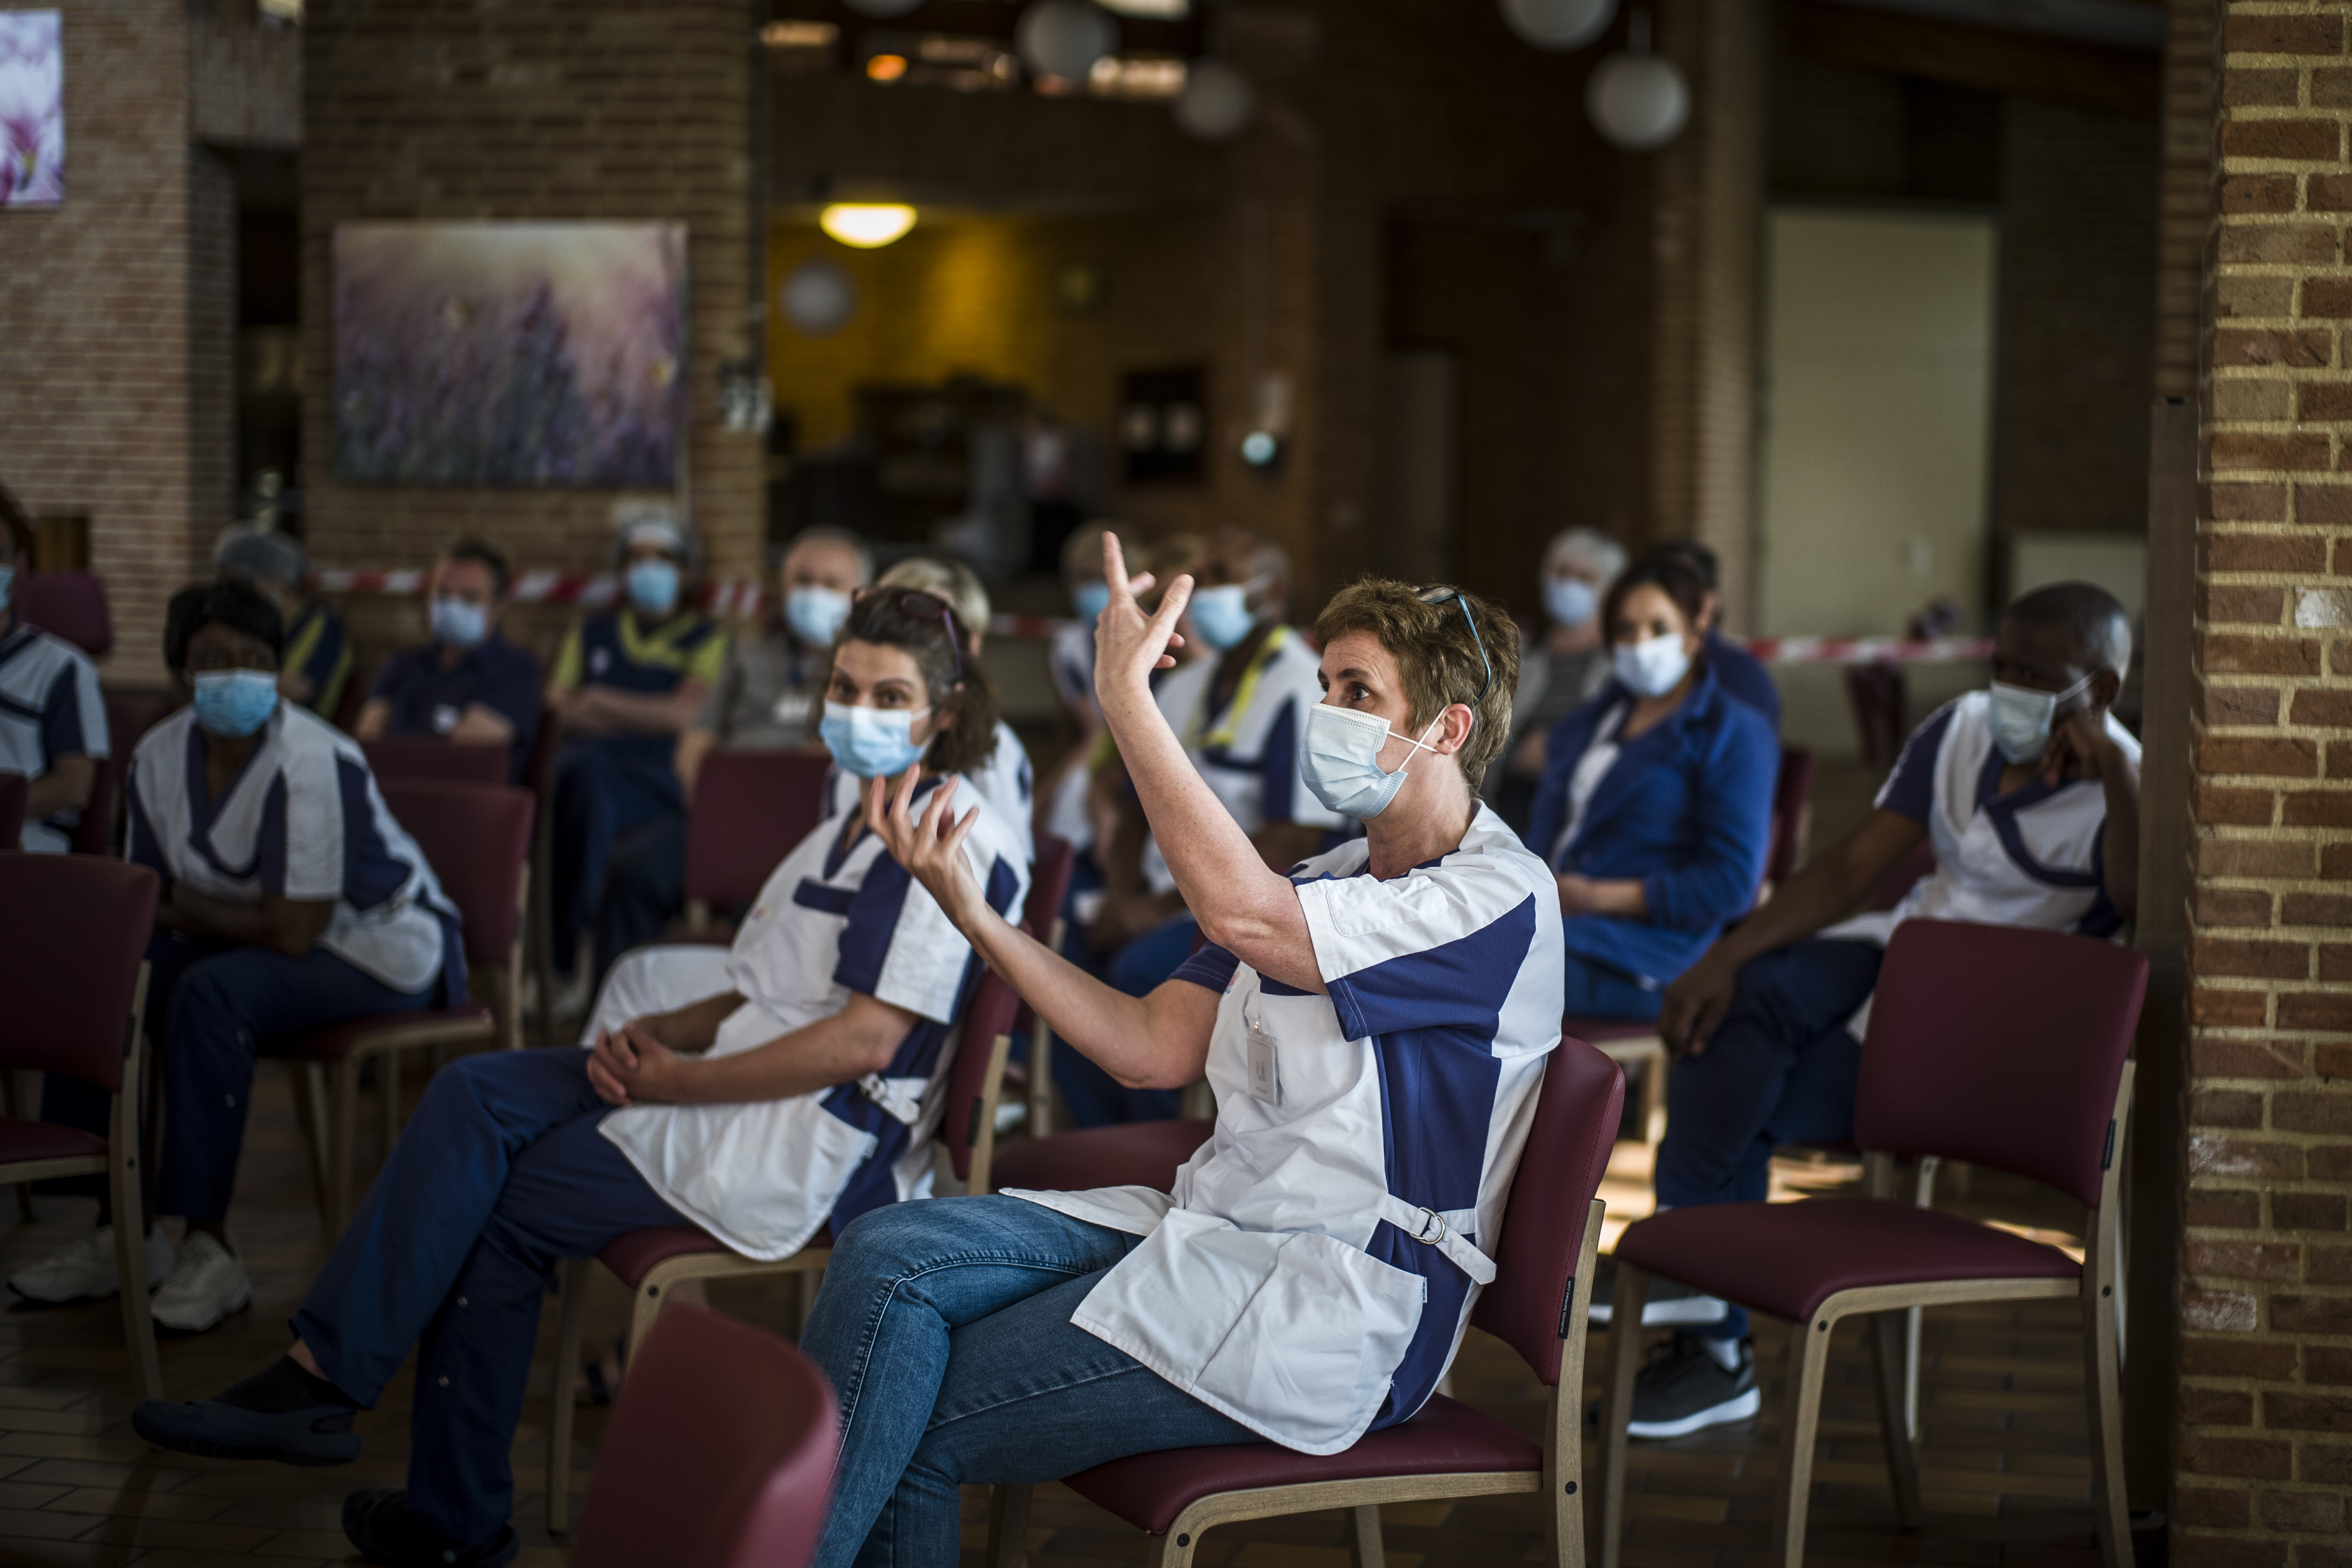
xmin=1315 ymin=578 xmax=1520 ymax=790
xmin=831 ymin=587 xmax=1002 ymax=776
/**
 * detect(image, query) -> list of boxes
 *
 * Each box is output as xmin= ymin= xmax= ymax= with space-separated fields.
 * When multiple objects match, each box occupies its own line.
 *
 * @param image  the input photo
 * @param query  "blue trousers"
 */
xmin=41 ymin=932 xmax=432 ymax=1219
xmin=592 ymin=813 xmax=687 ymax=992
xmin=1654 ymin=938 xmax=1881 ymax=1339
xmin=1054 ymin=913 xmax=1195 ymax=1126
xmin=1562 ymin=954 xmax=1665 ymax=1020
xmin=805 ymin=1195 xmax=1254 ymax=1568
xmin=551 ymin=735 xmax=684 ymax=976
xmin=293 ymin=1049 xmax=687 ymax=1546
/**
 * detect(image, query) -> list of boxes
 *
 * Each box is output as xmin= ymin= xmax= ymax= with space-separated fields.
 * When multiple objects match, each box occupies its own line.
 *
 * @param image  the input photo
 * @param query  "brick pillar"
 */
xmin=2177 ymin=2 xmax=2352 ymax=1554
xmin=2160 ymin=0 xmax=2221 ymax=399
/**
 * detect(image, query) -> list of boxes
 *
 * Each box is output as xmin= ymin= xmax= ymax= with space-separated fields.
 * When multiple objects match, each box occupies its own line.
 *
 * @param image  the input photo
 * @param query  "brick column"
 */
xmin=2178 ymin=2 xmax=2352 ymax=1555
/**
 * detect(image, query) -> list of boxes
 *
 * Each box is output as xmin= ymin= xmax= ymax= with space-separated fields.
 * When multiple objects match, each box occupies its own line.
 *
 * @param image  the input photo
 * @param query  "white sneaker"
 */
xmin=149 ymin=1231 xmax=252 ymax=1333
xmin=8 ymin=1225 xmax=175 ymax=1304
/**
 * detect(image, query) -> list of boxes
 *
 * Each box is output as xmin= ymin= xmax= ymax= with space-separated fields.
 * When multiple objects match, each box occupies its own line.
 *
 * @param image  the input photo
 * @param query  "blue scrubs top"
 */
xmin=368 ymin=632 xmax=544 ymax=782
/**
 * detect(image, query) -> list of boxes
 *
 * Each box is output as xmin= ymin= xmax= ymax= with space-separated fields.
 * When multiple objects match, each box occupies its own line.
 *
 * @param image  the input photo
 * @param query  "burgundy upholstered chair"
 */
xmin=0 ymin=855 xmax=163 ymax=1397
xmin=266 ymin=780 xmax=535 ymax=1230
xmin=680 ymin=750 xmax=834 ymax=941
xmin=999 ymin=833 xmax=1072 ymax=1136
xmin=544 ymin=967 xmax=1026 ymax=1533
xmin=1597 ymin=920 xmax=2148 ymax=1568
xmin=986 ymin=1038 xmax=1626 ymax=1568
xmin=17 ymin=570 xmax=112 ymax=657
xmin=1765 ymin=744 xmax=1814 ymax=889
xmin=570 ymin=1301 xmax=839 ymax=1568
xmin=0 ymin=772 xmax=24 ymax=849
xmin=359 ymin=735 xmax=510 ymax=787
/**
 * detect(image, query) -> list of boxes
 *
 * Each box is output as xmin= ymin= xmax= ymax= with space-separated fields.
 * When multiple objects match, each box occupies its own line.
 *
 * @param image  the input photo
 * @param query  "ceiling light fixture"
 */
xmin=819 ymin=203 xmax=918 ymax=248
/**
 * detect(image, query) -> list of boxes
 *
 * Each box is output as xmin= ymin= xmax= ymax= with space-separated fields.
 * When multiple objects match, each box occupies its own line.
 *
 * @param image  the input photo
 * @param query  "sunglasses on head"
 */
xmin=855 ymin=587 xmax=965 ymax=683
xmin=1416 ymin=585 xmax=1494 ymax=705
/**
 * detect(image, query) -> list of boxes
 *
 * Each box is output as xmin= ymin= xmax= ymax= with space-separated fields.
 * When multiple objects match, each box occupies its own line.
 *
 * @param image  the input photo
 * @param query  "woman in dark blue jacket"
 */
xmin=1524 ymin=554 xmax=1778 ymax=1018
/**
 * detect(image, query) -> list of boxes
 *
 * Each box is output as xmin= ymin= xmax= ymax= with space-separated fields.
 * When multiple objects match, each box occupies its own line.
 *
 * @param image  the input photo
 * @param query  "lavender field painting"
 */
xmin=0 ymin=12 xmax=64 ymax=209
xmin=334 ymin=223 xmax=686 ymax=487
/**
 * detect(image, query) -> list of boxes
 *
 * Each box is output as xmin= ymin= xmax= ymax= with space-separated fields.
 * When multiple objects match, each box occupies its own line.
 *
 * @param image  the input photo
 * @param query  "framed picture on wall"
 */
xmin=0 ymin=11 xmax=64 ymax=208
xmin=332 ymin=221 xmax=687 ymax=487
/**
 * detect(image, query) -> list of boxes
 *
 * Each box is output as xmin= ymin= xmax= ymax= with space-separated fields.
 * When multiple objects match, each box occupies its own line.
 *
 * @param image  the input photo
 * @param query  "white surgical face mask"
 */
xmin=1987 ymin=673 xmax=2096 ymax=765
xmin=1300 ymin=703 xmax=1451 ymax=821
xmin=1612 ymin=631 xmax=1691 ymax=699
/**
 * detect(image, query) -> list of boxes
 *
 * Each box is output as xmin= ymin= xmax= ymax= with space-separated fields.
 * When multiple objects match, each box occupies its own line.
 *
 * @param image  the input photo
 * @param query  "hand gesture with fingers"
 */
xmin=868 ymin=768 xmax=988 ymax=931
xmin=2041 ymin=706 xmax=2115 ymax=788
xmin=1092 ymin=534 xmax=1189 ymax=712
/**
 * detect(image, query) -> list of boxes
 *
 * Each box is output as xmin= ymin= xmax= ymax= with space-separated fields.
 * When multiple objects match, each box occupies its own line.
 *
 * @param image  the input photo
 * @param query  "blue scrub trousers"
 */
xmin=1054 ymin=912 xmax=1195 ymax=1127
xmin=591 ymin=814 xmax=687 ymax=992
xmin=551 ymin=735 xmax=684 ymax=977
xmin=293 ymin=1048 xmax=688 ymax=1547
xmin=40 ymin=931 xmax=432 ymax=1219
xmin=1653 ymin=938 xmax=1881 ymax=1339
xmin=1561 ymin=954 xmax=1665 ymax=1021
xmin=805 ymin=1195 xmax=1255 ymax=1568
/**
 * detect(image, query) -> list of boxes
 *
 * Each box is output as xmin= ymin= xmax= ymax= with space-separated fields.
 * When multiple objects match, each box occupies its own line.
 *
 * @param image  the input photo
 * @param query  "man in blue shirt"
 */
xmin=1640 ymin=540 xmax=1781 ymax=727
xmin=356 ymin=540 xmax=543 ymax=783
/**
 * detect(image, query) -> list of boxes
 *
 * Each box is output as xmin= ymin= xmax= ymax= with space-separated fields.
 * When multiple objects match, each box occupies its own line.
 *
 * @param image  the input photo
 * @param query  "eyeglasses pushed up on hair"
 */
xmin=854 ymin=587 xmax=964 ymax=683
xmin=1415 ymin=585 xmax=1494 ymax=704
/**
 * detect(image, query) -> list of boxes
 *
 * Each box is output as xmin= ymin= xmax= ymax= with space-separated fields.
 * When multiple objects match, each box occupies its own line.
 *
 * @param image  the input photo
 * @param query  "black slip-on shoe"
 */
xmin=132 ymin=1396 xmax=361 ymax=1466
xmin=342 ymin=1489 xmax=519 ymax=1568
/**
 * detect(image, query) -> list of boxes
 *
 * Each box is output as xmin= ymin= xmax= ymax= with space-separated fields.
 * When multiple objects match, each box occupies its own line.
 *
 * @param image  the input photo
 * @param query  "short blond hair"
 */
xmin=1315 ymin=579 xmax=1519 ymax=789
xmin=878 ymin=557 xmax=989 ymax=643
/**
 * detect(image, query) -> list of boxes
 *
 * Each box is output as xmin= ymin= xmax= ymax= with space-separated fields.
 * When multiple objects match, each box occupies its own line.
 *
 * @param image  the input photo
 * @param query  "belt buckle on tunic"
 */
xmin=1411 ymin=1207 xmax=1448 ymax=1246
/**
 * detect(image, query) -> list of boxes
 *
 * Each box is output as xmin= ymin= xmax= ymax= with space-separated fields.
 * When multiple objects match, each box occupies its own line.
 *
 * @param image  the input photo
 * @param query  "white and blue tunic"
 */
xmin=124 ymin=704 xmax=461 ymax=997
xmin=1010 ymin=804 xmax=1564 ymax=1453
xmin=0 ymin=618 xmax=109 ymax=851
xmin=598 ymin=776 xmax=1029 ymax=1260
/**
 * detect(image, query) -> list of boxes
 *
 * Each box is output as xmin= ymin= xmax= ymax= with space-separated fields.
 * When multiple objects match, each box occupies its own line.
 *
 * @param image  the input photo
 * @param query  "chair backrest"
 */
xmin=1843 ymin=662 xmax=1907 ymax=769
xmin=361 ymin=736 xmax=510 ymax=787
xmin=685 ymin=751 xmax=835 ymax=914
xmin=0 ymin=855 xmax=159 ymax=1088
xmin=1469 ymin=1037 xmax=1625 ymax=1386
xmin=939 ymin=970 xmax=1023 ymax=1184
xmin=1765 ymin=745 xmax=1814 ymax=887
xmin=0 ymin=772 xmax=24 ymax=849
xmin=71 ymin=689 xmax=183 ymax=856
xmin=572 ymin=1302 xmax=838 ymax=1568
xmin=18 ymin=570 xmax=112 ymax=658
xmin=1856 ymin=920 xmax=2147 ymax=1208
xmin=1869 ymin=838 xmax=1937 ymax=913
xmin=378 ymin=780 xmax=536 ymax=971
xmin=1025 ymin=833 xmax=1074 ymax=944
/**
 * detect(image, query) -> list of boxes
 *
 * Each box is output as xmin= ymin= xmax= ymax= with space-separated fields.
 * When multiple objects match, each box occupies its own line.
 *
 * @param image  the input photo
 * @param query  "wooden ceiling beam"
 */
xmin=1784 ymin=1 xmax=2161 ymax=119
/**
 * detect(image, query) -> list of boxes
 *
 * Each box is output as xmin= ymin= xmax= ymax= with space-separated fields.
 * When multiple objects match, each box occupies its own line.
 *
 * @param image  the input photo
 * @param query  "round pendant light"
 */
xmin=780 ymin=258 xmax=858 ymax=336
xmin=1173 ymin=59 xmax=1255 ymax=140
xmin=818 ymin=203 xmax=918 ymax=249
xmin=1017 ymin=0 xmax=1120 ymax=82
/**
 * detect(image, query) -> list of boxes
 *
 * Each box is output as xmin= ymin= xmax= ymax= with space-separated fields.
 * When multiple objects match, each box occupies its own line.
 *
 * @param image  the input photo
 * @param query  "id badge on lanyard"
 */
xmin=1244 ymin=999 xmax=1282 ymax=1107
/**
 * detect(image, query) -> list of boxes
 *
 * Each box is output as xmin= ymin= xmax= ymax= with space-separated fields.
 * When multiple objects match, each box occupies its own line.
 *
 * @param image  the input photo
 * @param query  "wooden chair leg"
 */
xmin=297 ymin=1063 xmax=334 ymax=1228
xmin=1640 ymin=1049 xmax=1667 ymax=1144
xmin=545 ymin=1258 xmax=592 ymax=1536
xmin=1351 ymin=1502 xmax=1385 ymax=1568
xmin=1868 ymin=1311 xmax=1923 ymax=1529
xmin=1598 ymin=1261 xmax=1650 ymax=1568
xmin=986 ymin=1483 xmax=1031 ymax=1568
xmin=795 ymin=1269 xmax=822 ymax=1339
xmin=7 ymin=1071 xmax=34 ymax=1221
xmin=2084 ymin=1277 xmax=2131 ymax=1567
xmin=1905 ymin=1156 xmax=1939 ymax=1440
xmin=1773 ymin=1314 xmax=1837 ymax=1568
xmin=109 ymin=1104 xmax=164 ymax=1402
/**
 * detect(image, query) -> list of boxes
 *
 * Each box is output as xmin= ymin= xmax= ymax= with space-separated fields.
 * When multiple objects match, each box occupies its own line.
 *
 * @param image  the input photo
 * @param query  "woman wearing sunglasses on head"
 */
xmin=811 ymin=546 xmax=1566 ymax=1568
xmin=130 ymin=589 xmax=1029 ymax=1568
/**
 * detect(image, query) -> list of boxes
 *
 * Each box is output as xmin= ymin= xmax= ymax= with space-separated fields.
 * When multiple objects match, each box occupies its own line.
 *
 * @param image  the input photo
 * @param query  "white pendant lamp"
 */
xmin=1173 ymin=59 xmax=1255 ymax=140
xmin=1500 ymin=0 xmax=1616 ymax=51
xmin=1016 ymin=0 xmax=1120 ymax=82
xmin=780 ymin=258 xmax=858 ymax=337
xmin=1586 ymin=11 xmax=1687 ymax=151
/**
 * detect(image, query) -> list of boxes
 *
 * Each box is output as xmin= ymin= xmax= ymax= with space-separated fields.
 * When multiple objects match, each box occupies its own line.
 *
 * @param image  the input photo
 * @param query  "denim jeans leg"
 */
xmin=803 ymin=1195 xmax=1143 ymax=1568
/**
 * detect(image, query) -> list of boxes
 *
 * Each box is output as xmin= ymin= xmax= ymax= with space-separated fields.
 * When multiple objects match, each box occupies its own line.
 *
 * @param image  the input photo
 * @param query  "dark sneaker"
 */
xmin=132 ymin=1396 xmax=361 ymax=1467
xmin=1588 ymin=1256 xmax=1731 ymax=1327
xmin=342 ymin=1489 xmax=518 ymax=1567
xmin=1626 ymin=1335 xmax=1760 ymax=1439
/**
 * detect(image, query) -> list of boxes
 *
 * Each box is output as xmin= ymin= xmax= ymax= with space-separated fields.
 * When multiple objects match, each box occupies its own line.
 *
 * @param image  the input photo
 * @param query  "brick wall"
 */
xmin=301 ymin=0 xmax=761 ymax=587
xmin=2177 ymin=3 xmax=2352 ymax=1558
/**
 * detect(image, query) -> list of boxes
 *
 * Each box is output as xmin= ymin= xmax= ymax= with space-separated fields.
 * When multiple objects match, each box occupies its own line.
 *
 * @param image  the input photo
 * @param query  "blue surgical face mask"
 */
xmin=1072 ymin=580 xmax=1111 ymax=622
xmin=0 ymin=563 xmax=12 ymax=613
xmin=1613 ymin=631 xmax=1692 ymax=699
xmin=191 ymin=669 xmax=280 ymax=738
xmin=821 ymin=700 xmax=933 ymax=779
xmin=626 ymin=559 xmax=681 ymax=617
xmin=785 ymin=585 xmax=852 ymax=647
xmin=1299 ymin=703 xmax=1449 ymax=821
xmin=1987 ymin=673 xmax=2096 ymax=765
xmin=1545 ymin=577 xmax=1598 ymax=629
xmin=1188 ymin=584 xmax=1257 ymax=651
xmin=430 ymin=596 xmax=489 ymax=649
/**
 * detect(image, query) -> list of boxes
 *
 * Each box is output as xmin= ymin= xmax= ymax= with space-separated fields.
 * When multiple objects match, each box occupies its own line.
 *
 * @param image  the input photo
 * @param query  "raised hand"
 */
xmin=2041 ymin=706 xmax=2115 ymax=787
xmin=1093 ymin=533 xmax=1190 ymax=711
xmin=867 ymin=767 xmax=987 ymax=931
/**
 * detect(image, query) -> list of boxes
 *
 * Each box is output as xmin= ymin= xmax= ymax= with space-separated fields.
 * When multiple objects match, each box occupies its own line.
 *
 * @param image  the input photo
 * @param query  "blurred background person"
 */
xmin=354 ymin=539 xmax=542 ymax=783
xmin=1488 ymin=526 xmax=1625 ymax=833
xmin=215 ymin=526 xmax=352 ymax=719
xmin=1036 ymin=522 xmax=1127 ymax=855
xmin=545 ymin=516 xmax=727 ymax=1015
xmin=0 ymin=482 xmax=106 ymax=851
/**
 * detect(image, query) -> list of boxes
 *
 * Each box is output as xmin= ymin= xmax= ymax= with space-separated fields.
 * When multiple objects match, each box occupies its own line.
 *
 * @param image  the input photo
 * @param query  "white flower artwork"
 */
xmin=0 ymin=11 xmax=62 ymax=209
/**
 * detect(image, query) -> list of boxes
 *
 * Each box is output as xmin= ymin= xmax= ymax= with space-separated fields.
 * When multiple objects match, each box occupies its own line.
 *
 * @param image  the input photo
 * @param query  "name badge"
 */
xmin=1246 ymin=1014 xmax=1282 ymax=1107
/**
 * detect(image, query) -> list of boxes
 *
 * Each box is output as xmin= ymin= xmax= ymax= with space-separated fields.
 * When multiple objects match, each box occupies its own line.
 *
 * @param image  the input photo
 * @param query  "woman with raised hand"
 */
xmin=807 ymin=543 xmax=1566 ymax=1568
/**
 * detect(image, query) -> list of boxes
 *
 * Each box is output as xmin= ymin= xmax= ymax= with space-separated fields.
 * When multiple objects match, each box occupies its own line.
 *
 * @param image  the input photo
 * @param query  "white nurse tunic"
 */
xmin=596 ymin=777 xmax=1029 ymax=1260
xmin=1009 ymin=804 xmax=1565 ymax=1453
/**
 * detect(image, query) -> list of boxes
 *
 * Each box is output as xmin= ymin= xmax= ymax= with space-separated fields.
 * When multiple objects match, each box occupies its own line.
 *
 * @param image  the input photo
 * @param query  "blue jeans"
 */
xmin=294 ymin=1048 xmax=688 ymax=1545
xmin=1654 ymin=938 xmax=1881 ymax=1339
xmin=551 ymin=735 xmax=684 ymax=976
xmin=40 ymin=931 xmax=433 ymax=1218
xmin=1056 ymin=914 xmax=1195 ymax=1126
xmin=805 ymin=1195 xmax=1255 ymax=1568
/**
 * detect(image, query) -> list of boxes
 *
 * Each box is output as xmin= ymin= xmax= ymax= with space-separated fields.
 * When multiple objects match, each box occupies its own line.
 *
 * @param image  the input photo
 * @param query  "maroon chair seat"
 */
xmin=0 ymin=1116 xmax=109 ymax=1165
xmin=1069 ymin=1395 xmax=1541 ymax=1534
xmin=990 ymin=1118 xmax=1213 ymax=1193
xmin=1615 ymin=1197 xmax=2080 ymax=1328
xmin=0 ymin=772 xmax=24 ymax=849
xmin=360 ymin=736 xmax=510 ymax=786
xmin=600 ymin=1224 xmax=837 ymax=1290
xmin=274 ymin=1005 xmax=495 ymax=1063
xmin=1559 ymin=1015 xmax=1657 ymax=1044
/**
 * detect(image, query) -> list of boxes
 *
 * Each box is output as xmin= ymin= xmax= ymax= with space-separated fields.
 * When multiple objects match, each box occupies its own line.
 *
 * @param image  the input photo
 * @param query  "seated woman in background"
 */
xmin=1525 ymin=553 xmax=1777 ymax=1020
xmin=129 ymin=588 xmax=1029 ymax=1568
xmin=13 ymin=581 xmax=460 ymax=1336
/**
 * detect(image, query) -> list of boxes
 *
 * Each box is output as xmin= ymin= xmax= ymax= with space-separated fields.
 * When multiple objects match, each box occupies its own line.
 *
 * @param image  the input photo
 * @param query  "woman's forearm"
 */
xmin=962 ymin=896 xmax=1203 ymax=1088
xmin=2101 ymin=752 xmax=2140 ymax=924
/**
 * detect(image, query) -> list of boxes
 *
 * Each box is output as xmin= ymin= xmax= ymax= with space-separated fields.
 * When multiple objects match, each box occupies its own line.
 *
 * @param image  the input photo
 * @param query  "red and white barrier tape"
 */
xmin=308 ymin=572 xmax=1992 ymax=663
